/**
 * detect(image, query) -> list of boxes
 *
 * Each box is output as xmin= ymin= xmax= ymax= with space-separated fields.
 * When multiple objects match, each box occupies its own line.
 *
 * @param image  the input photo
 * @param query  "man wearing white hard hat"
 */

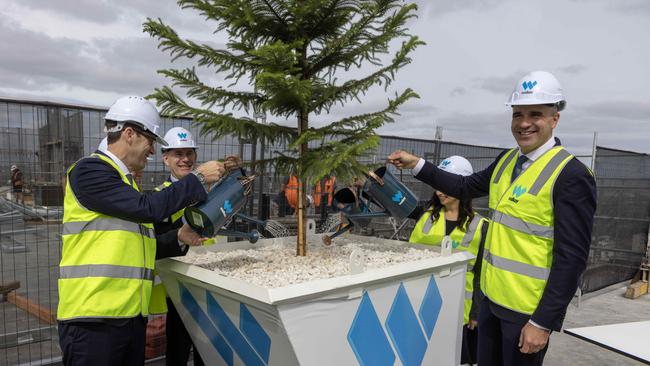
xmin=388 ymin=71 xmax=596 ymax=365
xmin=57 ymin=96 xmax=226 ymax=366
xmin=409 ymin=156 xmax=488 ymax=366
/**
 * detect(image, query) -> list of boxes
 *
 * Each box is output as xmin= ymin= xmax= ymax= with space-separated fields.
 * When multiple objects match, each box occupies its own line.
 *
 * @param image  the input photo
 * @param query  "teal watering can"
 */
xmin=323 ymin=166 xmax=418 ymax=245
xmin=184 ymin=171 xmax=264 ymax=243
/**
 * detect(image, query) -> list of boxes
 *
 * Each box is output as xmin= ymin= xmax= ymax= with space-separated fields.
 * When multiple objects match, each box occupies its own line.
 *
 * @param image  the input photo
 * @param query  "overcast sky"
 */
xmin=1 ymin=0 xmax=649 ymax=155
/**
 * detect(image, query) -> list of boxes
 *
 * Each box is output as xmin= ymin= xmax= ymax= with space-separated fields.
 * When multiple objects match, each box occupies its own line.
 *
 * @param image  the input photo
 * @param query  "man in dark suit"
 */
xmin=58 ymin=96 xmax=225 ymax=366
xmin=388 ymin=71 xmax=597 ymax=365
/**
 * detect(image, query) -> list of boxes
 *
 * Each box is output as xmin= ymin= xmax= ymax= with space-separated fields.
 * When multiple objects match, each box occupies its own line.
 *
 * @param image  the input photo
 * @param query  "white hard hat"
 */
xmin=98 ymin=137 xmax=108 ymax=152
xmin=104 ymin=96 xmax=167 ymax=146
xmin=11 ymin=165 xmax=17 ymax=171
xmin=505 ymin=71 xmax=566 ymax=111
xmin=161 ymin=127 xmax=198 ymax=151
xmin=438 ymin=156 xmax=473 ymax=176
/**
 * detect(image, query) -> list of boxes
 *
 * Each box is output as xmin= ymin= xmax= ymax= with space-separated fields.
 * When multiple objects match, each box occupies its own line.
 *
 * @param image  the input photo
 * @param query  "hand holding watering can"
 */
xmin=177 ymin=223 xmax=211 ymax=246
xmin=193 ymin=160 xmax=227 ymax=184
xmin=387 ymin=150 xmax=420 ymax=170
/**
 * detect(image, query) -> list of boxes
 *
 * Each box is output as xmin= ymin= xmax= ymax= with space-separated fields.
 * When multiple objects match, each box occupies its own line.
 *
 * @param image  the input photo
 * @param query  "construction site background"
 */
xmin=1 ymin=98 xmax=648 ymax=365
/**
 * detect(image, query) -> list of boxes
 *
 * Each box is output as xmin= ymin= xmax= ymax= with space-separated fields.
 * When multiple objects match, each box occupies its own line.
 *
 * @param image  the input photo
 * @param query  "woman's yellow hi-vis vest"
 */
xmin=482 ymin=146 xmax=573 ymax=315
xmin=409 ymin=209 xmax=486 ymax=324
xmin=58 ymin=153 xmax=156 ymax=320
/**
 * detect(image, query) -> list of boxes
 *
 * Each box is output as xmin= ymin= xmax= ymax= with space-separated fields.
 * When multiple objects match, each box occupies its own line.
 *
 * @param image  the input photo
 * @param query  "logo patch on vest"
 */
xmin=509 ymin=185 xmax=527 ymax=203
xmin=451 ymin=239 xmax=460 ymax=249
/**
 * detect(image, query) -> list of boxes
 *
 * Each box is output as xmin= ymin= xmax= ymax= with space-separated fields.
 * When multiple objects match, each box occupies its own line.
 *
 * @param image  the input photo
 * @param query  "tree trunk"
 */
xmin=297 ymin=110 xmax=308 ymax=256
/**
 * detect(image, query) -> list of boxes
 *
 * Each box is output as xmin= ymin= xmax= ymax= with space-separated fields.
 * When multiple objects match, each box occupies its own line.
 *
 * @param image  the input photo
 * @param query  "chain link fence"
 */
xmin=1 ymin=98 xmax=648 ymax=364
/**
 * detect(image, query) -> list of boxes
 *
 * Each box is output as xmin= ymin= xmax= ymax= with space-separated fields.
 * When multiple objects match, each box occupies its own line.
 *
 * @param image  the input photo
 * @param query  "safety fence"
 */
xmin=0 ymin=98 xmax=649 ymax=364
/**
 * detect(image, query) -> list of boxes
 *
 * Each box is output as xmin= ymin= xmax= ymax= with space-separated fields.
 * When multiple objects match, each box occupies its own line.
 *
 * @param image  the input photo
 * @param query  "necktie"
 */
xmin=511 ymin=155 xmax=528 ymax=183
xmin=126 ymin=173 xmax=134 ymax=186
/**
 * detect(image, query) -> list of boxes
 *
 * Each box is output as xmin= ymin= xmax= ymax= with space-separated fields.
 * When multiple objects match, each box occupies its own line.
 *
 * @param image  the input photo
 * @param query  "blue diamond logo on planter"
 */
xmin=385 ymin=283 xmax=427 ymax=366
xmin=347 ymin=292 xmax=395 ymax=366
xmin=419 ymin=275 xmax=443 ymax=340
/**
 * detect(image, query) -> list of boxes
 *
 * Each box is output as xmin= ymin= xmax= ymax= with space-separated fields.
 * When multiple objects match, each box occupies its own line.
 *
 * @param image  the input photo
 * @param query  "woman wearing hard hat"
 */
xmin=408 ymin=156 xmax=488 ymax=366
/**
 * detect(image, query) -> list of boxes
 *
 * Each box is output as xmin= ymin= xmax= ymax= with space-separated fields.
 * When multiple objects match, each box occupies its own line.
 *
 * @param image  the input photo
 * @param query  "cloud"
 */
xmin=413 ymin=0 xmax=509 ymax=18
xmin=17 ymin=0 xmax=121 ymax=24
xmin=472 ymin=72 xmax=525 ymax=94
xmin=450 ymin=87 xmax=466 ymax=97
xmin=557 ymin=64 xmax=588 ymax=75
xmin=570 ymin=0 xmax=650 ymax=14
xmin=0 ymin=17 xmax=232 ymax=102
xmin=573 ymin=100 xmax=650 ymax=122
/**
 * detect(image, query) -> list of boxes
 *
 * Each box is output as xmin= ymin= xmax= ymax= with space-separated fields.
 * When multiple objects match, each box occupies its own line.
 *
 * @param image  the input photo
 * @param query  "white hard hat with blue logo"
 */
xmin=505 ymin=70 xmax=566 ymax=111
xmin=438 ymin=156 xmax=473 ymax=176
xmin=161 ymin=127 xmax=198 ymax=151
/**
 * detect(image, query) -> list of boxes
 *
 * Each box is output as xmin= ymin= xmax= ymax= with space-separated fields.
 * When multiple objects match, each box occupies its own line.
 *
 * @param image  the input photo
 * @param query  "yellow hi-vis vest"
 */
xmin=409 ymin=209 xmax=486 ymax=325
xmin=482 ymin=146 xmax=573 ymax=315
xmin=58 ymin=153 xmax=156 ymax=320
xmin=149 ymin=179 xmax=216 ymax=314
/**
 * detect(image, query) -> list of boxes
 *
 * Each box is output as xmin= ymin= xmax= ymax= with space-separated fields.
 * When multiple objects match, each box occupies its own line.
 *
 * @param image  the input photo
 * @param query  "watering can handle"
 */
xmin=366 ymin=170 xmax=384 ymax=186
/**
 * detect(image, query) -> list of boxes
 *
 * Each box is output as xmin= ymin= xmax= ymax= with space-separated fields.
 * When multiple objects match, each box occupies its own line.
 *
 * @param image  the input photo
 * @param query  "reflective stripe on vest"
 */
xmin=409 ymin=209 xmax=486 ymax=324
xmin=60 ymin=264 xmax=154 ymax=281
xmin=58 ymin=153 xmax=156 ymax=320
xmin=483 ymin=250 xmax=549 ymax=281
xmin=62 ymin=218 xmax=155 ymax=238
xmin=154 ymin=180 xmax=184 ymax=224
xmin=489 ymin=209 xmax=553 ymax=239
xmin=483 ymin=146 xmax=573 ymax=315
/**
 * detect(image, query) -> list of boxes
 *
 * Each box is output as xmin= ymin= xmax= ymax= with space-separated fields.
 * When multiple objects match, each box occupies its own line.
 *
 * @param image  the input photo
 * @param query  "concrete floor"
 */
xmin=545 ymin=282 xmax=650 ymax=366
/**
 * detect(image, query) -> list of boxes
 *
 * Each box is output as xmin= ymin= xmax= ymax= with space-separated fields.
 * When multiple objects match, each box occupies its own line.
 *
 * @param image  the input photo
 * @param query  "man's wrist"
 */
xmin=191 ymin=169 xmax=206 ymax=184
xmin=528 ymin=319 xmax=550 ymax=332
xmin=412 ymin=158 xmax=426 ymax=176
xmin=176 ymin=228 xmax=188 ymax=249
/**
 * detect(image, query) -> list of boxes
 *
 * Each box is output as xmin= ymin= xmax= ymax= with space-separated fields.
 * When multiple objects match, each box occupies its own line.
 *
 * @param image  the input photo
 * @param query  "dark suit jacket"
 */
xmin=68 ymin=151 xmax=207 ymax=259
xmin=414 ymin=139 xmax=597 ymax=331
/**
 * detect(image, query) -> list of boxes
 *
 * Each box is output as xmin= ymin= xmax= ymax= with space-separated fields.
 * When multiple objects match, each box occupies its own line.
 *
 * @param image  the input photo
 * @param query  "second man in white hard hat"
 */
xmin=153 ymin=126 xmax=205 ymax=366
xmin=152 ymin=126 xmax=243 ymax=366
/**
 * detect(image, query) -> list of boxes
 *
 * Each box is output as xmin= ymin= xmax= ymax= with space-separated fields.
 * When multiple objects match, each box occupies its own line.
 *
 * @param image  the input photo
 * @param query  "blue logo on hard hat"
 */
xmin=441 ymin=160 xmax=451 ymax=167
xmin=177 ymin=132 xmax=188 ymax=140
xmin=522 ymin=80 xmax=537 ymax=91
xmin=348 ymin=277 xmax=443 ymax=366
xmin=180 ymin=284 xmax=271 ymax=365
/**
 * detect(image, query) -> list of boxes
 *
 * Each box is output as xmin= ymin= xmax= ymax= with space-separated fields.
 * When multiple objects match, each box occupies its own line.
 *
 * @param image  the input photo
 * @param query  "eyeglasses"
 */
xmin=135 ymin=130 xmax=157 ymax=146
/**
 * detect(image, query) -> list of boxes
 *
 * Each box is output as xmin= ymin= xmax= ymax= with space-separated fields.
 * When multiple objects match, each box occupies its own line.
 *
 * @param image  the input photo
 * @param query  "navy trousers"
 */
xmin=166 ymin=297 xmax=204 ymax=366
xmin=477 ymin=298 xmax=549 ymax=366
xmin=58 ymin=317 xmax=146 ymax=366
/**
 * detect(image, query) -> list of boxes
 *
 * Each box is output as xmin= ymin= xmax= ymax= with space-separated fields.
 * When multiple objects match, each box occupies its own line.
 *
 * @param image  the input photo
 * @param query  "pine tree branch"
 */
xmin=307 ymin=2 xmax=419 ymax=77
xmin=159 ymin=68 xmax=264 ymax=113
xmin=143 ymin=18 xmax=252 ymax=83
xmin=147 ymin=86 xmax=295 ymax=144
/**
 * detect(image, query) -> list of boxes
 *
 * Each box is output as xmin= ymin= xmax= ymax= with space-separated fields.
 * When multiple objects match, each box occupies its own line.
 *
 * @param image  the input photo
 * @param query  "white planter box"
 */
xmin=157 ymin=231 xmax=472 ymax=366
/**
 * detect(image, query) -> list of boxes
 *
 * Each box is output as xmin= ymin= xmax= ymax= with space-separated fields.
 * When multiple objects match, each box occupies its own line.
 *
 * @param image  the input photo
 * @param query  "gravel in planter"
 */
xmin=176 ymin=240 xmax=440 ymax=288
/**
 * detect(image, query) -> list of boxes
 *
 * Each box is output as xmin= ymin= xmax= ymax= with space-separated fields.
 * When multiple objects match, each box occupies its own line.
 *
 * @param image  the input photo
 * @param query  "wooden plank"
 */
xmin=625 ymin=281 xmax=649 ymax=299
xmin=6 ymin=293 xmax=56 ymax=325
xmin=0 ymin=281 xmax=20 ymax=294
